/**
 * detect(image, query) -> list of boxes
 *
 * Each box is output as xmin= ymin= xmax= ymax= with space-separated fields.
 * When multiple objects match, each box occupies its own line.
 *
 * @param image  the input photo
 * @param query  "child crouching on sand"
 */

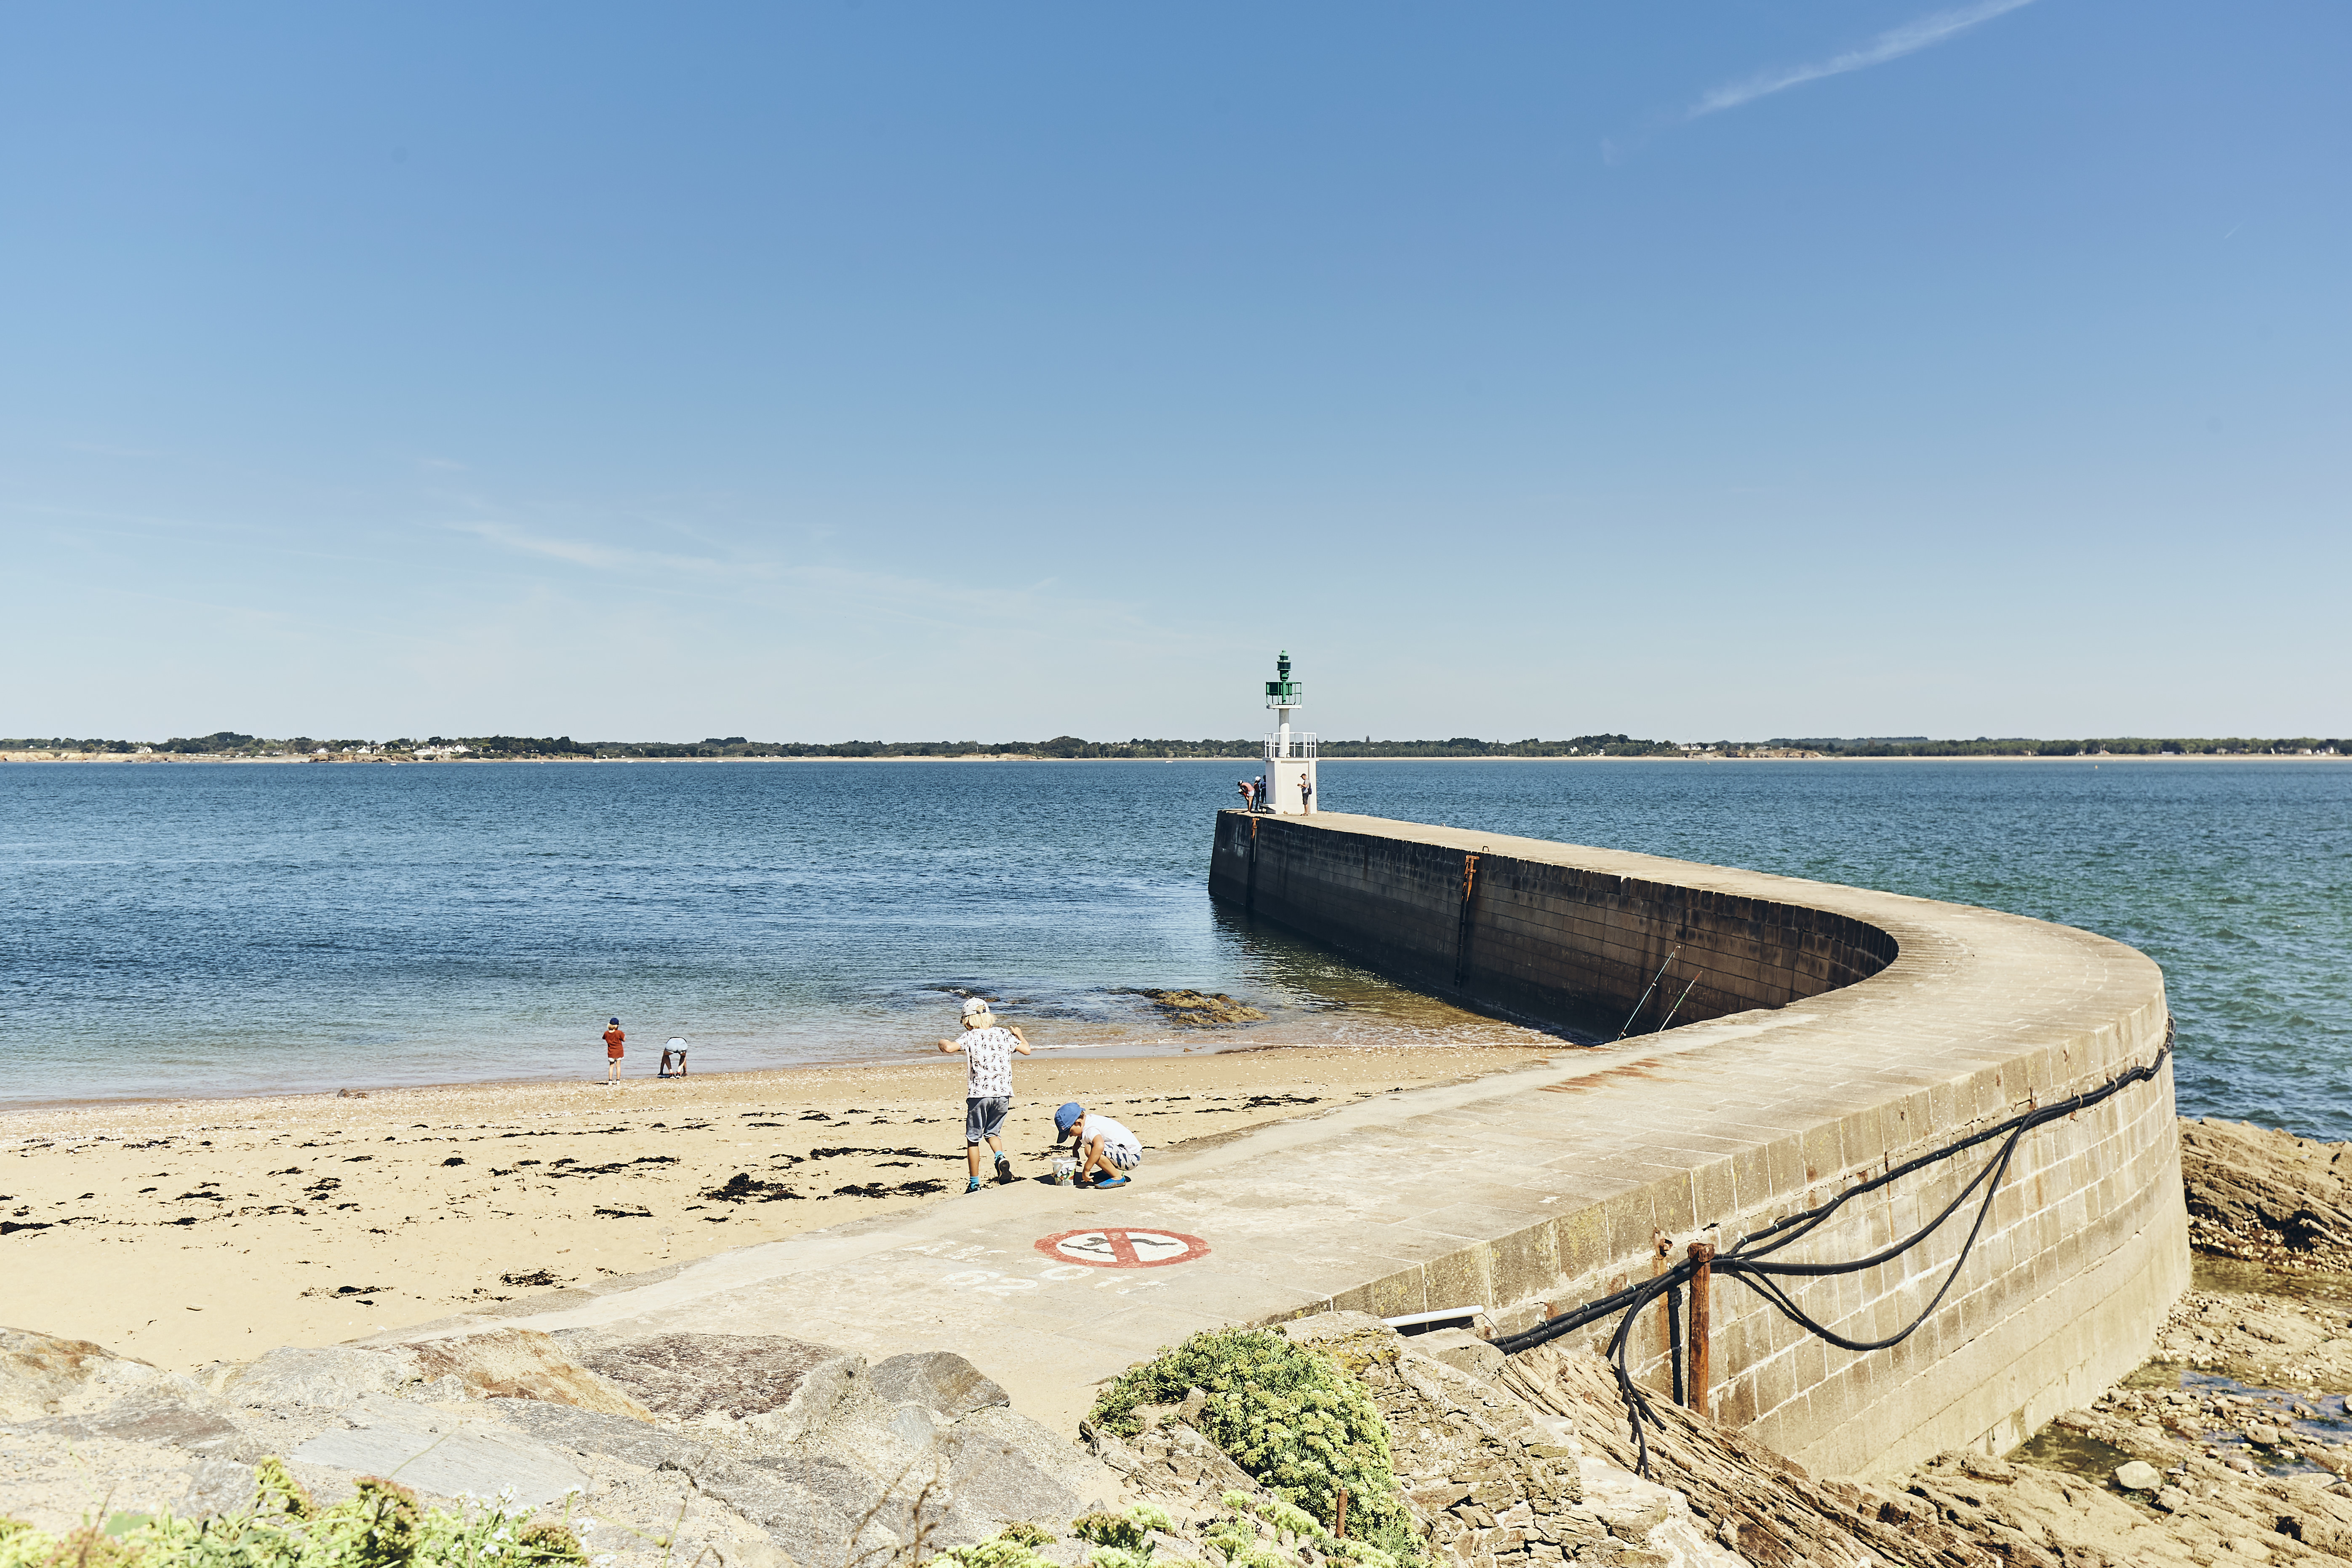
xmin=1054 ymin=1101 xmax=1141 ymax=1189
xmin=937 ymin=996 xmax=1030 ymax=1192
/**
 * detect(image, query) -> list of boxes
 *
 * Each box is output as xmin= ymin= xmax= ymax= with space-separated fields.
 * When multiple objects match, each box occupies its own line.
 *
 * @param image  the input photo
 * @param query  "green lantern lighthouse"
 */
xmin=1260 ymin=650 xmax=1317 ymax=815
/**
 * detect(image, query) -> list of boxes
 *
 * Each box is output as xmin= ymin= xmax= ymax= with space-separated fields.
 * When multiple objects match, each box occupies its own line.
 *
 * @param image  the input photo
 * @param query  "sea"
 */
xmin=2 ymin=759 xmax=2345 ymax=1135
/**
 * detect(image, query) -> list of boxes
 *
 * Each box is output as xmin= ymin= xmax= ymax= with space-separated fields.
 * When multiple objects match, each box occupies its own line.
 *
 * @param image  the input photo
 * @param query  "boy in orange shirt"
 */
xmin=604 ymin=1018 xmax=625 ymax=1083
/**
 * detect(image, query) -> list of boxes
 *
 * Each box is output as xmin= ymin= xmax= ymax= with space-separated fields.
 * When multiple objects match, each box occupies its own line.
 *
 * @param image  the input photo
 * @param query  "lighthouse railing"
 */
xmin=1263 ymin=733 xmax=1318 ymax=762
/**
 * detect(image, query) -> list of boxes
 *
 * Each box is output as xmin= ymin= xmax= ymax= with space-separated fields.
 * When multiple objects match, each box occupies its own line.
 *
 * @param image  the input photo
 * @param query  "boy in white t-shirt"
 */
xmin=1054 ymin=1100 xmax=1141 ymax=1189
xmin=937 ymin=996 xmax=1030 ymax=1192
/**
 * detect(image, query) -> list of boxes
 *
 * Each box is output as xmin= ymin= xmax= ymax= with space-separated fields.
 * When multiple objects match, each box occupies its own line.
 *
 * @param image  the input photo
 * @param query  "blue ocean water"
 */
xmin=1 ymin=759 xmax=2345 ymax=1133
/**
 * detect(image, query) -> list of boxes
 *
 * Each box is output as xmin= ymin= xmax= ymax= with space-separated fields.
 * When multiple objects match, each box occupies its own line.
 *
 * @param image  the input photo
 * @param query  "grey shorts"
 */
xmin=965 ymin=1096 xmax=1009 ymax=1145
xmin=1094 ymin=1141 xmax=1139 ymax=1171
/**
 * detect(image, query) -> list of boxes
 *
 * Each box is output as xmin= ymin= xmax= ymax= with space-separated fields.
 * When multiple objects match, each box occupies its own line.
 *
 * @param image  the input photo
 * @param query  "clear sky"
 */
xmin=4 ymin=3 xmax=2345 ymax=742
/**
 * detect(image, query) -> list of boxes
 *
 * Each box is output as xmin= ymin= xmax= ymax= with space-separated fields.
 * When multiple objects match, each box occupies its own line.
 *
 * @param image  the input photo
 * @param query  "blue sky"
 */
xmin=3 ymin=3 xmax=2344 ymax=741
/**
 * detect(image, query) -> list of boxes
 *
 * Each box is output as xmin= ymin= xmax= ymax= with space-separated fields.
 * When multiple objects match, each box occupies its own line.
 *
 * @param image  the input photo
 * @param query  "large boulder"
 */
xmin=3 ymin=1327 xmax=241 ymax=1455
xmin=512 ymin=1333 xmax=1110 ymax=1564
xmin=0 ymin=1328 xmax=169 ymax=1420
xmin=392 ymin=1328 xmax=656 ymax=1419
xmin=868 ymin=1350 xmax=1010 ymax=1422
xmin=288 ymin=1392 xmax=589 ymax=1508
xmin=556 ymin=1330 xmax=844 ymax=1423
xmin=216 ymin=1345 xmax=423 ymax=1409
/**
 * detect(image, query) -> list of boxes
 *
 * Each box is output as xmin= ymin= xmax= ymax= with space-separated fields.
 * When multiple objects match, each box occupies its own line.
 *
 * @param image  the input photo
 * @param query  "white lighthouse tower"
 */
xmin=1261 ymin=650 xmax=1317 ymax=815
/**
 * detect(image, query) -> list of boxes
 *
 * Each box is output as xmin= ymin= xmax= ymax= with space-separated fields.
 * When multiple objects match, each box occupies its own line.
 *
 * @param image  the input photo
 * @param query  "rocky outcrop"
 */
xmin=2180 ymin=1118 xmax=2352 ymax=1270
xmin=1083 ymin=1313 xmax=1729 ymax=1568
xmin=18 ymin=1279 xmax=2352 ymax=1568
xmin=1506 ymin=1337 xmax=2352 ymax=1567
xmin=1 ymin=1325 xmax=1108 ymax=1568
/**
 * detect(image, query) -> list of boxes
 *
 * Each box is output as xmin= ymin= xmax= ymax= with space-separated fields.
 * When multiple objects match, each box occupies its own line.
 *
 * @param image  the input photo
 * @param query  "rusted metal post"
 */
xmin=1651 ymin=1229 xmax=1674 ymax=1376
xmin=1685 ymin=1240 xmax=1715 ymax=1416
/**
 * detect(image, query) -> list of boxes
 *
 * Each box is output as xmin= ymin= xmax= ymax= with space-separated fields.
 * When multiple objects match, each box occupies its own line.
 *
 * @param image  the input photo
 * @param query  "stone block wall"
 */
xmin=1209 ymin=809 xmax=1897 ymax=1032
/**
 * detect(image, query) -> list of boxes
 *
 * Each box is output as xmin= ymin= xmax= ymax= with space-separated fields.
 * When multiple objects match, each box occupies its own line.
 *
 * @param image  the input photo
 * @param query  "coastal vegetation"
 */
xmin=8 ymin=732 xmax=2344 ymax=760
xmin=1088 ymin=1327 xmax=1409 ymax=1549
xmin=0 ymin=1460 xmax=587 ymax=1568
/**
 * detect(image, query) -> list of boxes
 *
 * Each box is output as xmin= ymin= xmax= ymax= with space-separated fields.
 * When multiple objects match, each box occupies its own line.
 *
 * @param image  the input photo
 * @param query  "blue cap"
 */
xmin=610 ymin=1017 xmax=620 ymax=1025
xmin=1054 ymin=1102 xmax=1084 ymax=1138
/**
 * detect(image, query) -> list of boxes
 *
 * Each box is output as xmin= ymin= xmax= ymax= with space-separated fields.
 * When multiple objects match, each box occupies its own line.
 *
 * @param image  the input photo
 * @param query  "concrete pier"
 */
xmin=1206 ymin=811 xmax=2187 ymax=1474
xmin=377 ymin=813 xmax=2186 ymax=1481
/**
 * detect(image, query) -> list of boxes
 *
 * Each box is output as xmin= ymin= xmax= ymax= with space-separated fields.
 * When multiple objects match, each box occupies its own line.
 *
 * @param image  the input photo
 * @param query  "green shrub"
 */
xmin=924 ymin=1539 xmax=1052 ymax=1568
xmin=995 ymin=1523 xmax=1056 ymax=1548
xmin=1088 ymin=1330 xmax=1405 ymax=1540
xmin=0 ymin=1459 xmax=591 ymax=1568
xmin=1069 ymin=1513 xmax=1151 ymax=1552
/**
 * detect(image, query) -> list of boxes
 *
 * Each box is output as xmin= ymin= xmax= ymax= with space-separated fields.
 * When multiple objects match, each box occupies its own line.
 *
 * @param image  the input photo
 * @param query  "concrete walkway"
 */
xmin=368 ymin=1034 xmax=1722 ymax=1436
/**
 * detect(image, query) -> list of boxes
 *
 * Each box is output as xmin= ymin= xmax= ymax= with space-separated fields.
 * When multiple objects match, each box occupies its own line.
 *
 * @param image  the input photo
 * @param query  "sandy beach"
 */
xmin=0 ymin=1043 xmax=1552 ymax=1372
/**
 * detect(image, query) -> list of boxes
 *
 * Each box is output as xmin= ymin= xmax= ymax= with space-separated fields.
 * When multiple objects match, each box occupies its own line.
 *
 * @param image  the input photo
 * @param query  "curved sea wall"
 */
xmin=1209 ymin=809 xmax=2187 ymax=1477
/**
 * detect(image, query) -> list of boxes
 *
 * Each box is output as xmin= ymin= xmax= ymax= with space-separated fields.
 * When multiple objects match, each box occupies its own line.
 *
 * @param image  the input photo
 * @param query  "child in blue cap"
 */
xmin=1055 ymin=1101 xmax=1141 ymax=1189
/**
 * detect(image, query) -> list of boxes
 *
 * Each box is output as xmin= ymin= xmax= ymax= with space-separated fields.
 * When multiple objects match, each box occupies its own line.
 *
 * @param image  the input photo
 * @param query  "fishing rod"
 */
xmin=1616 ymin=947 xmax=1678 ymax=1040
xmin=1651 ymin=976 xmax=1699 ymax=1035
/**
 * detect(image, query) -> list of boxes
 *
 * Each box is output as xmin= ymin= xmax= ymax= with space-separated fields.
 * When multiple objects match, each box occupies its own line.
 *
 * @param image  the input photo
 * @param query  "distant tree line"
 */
xmin=6 ymin=731 xmax=2345 ymax=760
xmin=1767 ymin=736 xmax=2349 ymax=757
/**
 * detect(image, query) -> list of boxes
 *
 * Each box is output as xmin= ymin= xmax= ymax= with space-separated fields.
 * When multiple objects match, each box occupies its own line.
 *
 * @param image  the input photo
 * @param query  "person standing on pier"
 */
xmin=937 ymin=995 xmax=1029 ymax=1192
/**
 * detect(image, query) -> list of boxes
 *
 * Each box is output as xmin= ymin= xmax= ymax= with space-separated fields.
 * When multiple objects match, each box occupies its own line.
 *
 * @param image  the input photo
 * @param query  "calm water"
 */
xmin=2 ymin=760 xmax=2345 ymax=1133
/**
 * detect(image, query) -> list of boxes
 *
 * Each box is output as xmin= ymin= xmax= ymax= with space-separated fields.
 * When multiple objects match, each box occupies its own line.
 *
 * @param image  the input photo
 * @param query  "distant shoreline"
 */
xmin=4 ymin=752 xmax=2344 ymax=766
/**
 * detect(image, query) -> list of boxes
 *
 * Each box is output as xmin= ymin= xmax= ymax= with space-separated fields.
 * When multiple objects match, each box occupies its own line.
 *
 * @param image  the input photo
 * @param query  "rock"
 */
xmin=15 ymin=1386 xmax=243 ymax=1454
xmin=2179 ymin=1118 xmax=2352 ymax=1264
xmin=868 ymin=1349 xmax=1011 ymax=1421
xmin=0 ymin=1327 xmax=168 ymax=1420
xmin=1278 ymin=1310 xmax=1394 ymax=1348
xmin=392 ymin=1328 xmax=655 ymax=1419
xmin=2114 ymin=1460 xmax=2164 ymax=1492
xmin=218 ymin=1345 xmax=422 ymax=1409
xmin=488 ymin=1396 xmax=711 ymax=1469
xmin=739 ymin=1355 xmax=880 ymax=1446
xmin=930 ymin=1404 xmax=1101 ymax=1534
xmin=557 ymin=1330 xmax=845 ymax=1422
xmin=507 ymin=1343 xmax=1103 ymax=1565
xmin=1131 ymin=989 xmax=1267 ymax=1028
xmin=1416 ymin=1327 xmax=1505 ymax=1384
xmin=289 ymin=1393 xmax=589 ymax=1505
xmin=181 ymin=1457 xmax=265 ymax=1519
xmin=2244 ymin=1421 xmax=2283 ymax=1446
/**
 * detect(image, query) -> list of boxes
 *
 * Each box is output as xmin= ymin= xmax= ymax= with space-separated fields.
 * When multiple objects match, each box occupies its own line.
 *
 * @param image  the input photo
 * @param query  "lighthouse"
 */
xmin=1261 ymin=650 xmax=1318 ymax=816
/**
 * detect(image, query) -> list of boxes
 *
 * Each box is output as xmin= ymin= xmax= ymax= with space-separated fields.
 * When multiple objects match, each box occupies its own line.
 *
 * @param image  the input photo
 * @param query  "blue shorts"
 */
xmin=965 ymin=1097 xmax=1009 ymax=1145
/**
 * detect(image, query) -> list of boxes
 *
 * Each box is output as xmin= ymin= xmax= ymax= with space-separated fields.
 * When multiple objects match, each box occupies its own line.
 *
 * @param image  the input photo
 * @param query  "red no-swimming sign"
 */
xmin=1034 ymin=1227 xmax=1212 ymax=1269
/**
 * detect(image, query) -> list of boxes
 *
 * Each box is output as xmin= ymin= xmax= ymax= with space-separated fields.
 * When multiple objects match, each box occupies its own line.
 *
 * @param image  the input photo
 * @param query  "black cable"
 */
xmin=1491 ymin=1028 xmax=2173 ymax=1475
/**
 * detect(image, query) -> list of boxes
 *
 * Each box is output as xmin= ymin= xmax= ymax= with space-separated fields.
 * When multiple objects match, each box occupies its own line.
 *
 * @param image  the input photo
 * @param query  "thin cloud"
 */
xmin=451 ymin=519 xmax=735 ymax=576
xmin=1689 ymin=0 xmax=2036 ymax=119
